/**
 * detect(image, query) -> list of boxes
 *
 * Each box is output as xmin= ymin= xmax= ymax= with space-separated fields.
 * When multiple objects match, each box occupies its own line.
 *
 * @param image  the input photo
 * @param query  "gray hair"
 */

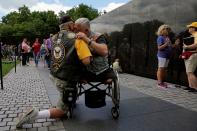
xmin=75 ymin=18 xmax=90 ymax=27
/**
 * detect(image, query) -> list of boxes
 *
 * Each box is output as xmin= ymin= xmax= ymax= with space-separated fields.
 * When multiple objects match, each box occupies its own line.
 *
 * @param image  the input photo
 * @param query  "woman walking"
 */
xmin=32 ymin=38 xmax=41 ymax=67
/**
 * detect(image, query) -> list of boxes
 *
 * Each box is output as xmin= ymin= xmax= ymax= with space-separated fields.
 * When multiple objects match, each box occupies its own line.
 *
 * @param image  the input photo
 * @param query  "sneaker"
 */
xmin=163 ymin=82 xmax=169 ymax=88
xmin=157 ymin=82 xmax=167 ymax=89
xmin=16 ymin=107 xmax=38 ymax=128
xmin=175 ymin=85 xmax=181 ymax=88
xmin=166 ymin=83 xmax=176 ymax=88
xmin=183 ymin=87 xmax=192 ymax=90
xmin=188 ymin=88 xmax=197 ymax=93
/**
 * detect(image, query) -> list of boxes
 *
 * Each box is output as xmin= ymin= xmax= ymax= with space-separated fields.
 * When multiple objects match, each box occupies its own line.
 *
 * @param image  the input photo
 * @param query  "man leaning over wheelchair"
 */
xmin=16 ymin=15 xmax=93 ymax=128
xmin=15 ymin=16 xmax=116 ymax=128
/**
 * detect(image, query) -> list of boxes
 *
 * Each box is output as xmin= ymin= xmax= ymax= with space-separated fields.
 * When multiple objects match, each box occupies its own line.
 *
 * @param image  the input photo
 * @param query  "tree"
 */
xmin=2 ymin=5 xmax=31 ymax=25
xmin=2 ymin=11 xmax=20 ymax=25
xmin=0 ymin=6 xmax=59 ymax=45
xmin=66 ymin=4 xmax=100 ymax=21
xmin=58 ymin=11 xmax=67 ymax=18
xmin=18 ymin=5 xmax=31 ymax=23
xmin=0 ymin=3 xmax=100 ymax=45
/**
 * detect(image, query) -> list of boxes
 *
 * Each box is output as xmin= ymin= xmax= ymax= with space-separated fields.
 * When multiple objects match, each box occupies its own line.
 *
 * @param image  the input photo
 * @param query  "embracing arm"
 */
xmin=88 ymin=40 xmax=108 ymax=56
xmin=76 ymin=32 xmax=108 ymax=56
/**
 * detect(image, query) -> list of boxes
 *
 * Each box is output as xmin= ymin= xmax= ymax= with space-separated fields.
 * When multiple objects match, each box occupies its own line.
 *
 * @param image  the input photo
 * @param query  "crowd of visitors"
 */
xmin=0 ymin=44 xmax=16 ymax=61
xmin=18 ymin=35 xmax=52 ymax=68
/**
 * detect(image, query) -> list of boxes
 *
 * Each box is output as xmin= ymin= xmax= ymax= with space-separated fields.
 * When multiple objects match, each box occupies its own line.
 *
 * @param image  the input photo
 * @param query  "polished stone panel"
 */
xmin=91 ymin=0 xmax=197 ymax=85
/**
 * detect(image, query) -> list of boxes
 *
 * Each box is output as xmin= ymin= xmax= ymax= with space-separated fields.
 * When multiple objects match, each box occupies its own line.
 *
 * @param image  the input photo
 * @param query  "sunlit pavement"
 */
xmin=0 ymin=62 xmax=196 ymax=131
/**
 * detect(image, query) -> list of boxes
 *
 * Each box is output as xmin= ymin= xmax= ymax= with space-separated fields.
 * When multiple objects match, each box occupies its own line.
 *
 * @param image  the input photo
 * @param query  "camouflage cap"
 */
xmin=60 ymin=15 xmax=73 ymax=24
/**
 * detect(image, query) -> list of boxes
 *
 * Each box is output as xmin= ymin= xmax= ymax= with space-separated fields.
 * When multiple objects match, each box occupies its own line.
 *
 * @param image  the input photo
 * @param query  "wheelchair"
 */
xmin=65 ymin=68 xmax=120 ymax=119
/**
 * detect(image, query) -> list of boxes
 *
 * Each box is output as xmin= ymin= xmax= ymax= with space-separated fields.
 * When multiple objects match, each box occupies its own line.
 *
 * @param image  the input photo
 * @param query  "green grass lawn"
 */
xmin=0 ymin=61 xmax=19 ymax=76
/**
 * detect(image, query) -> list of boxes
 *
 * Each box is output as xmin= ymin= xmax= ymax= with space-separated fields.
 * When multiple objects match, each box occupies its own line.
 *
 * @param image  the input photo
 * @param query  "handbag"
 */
xmin=180 ymin=51 xmax=193 ymax=59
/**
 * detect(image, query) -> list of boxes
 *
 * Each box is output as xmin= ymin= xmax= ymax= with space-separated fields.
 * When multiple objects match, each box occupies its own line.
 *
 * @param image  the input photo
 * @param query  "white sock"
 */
xmin=35 ymin=110 xmax=50 ymax=119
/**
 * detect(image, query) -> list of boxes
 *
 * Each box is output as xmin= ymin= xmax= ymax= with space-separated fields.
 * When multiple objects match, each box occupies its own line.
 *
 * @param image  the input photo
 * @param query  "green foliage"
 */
xmin=0 ymin=4 xmax=100 ymax=45
xmin=1 ymin=61 xmax=19 ymax=76
xmin=0 ymin=6 xmax=59 ymax=45
xmin=58 ymin=11 xmax=67 ymax=18
xmin=66 ymin=4 xmax=100 ymax=21
xmin=2 ymin=11 xmax=20 ymax=25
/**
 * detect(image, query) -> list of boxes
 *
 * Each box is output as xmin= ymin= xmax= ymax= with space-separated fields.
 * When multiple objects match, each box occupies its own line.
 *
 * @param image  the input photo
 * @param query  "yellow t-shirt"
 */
xmin=75 ymin=39 xmax=92 ymax=60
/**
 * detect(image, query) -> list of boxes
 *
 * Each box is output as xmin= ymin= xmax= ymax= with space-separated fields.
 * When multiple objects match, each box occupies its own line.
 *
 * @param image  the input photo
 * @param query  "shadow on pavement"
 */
xmin=37 ymin=67 xmax=197 ymax=131
xmin=62 ymin=86 xmax=197 ymax=131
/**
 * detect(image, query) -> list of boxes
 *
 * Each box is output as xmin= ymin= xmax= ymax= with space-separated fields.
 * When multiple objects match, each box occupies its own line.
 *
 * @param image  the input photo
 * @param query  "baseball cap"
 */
xmin=60 ymin=15 xmax=73 ymax=24
xmin=187 ymin=22 xmax=197 ymax=28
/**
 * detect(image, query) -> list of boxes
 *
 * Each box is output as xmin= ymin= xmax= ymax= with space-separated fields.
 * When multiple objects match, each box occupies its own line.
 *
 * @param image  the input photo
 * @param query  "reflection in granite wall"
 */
xmin=91 ymin=0 xmax=197 ymax=85
xmin=109 ymin=20 xmax=189 ymax=85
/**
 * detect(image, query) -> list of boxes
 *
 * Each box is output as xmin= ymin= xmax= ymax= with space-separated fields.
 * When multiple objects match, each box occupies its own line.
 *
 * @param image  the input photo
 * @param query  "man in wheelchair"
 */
xmin=75 ymin=18 xmax=117 ymax=83
xmin=75 ymin=18 xmax=120 ymax=118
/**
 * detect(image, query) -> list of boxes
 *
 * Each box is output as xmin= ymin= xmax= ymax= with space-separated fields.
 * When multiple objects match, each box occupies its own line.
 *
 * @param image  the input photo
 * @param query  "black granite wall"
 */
xmin=91 ymin=0 xmax=197 ymax=86
xmin=109 ymin=20 xmax=190 ymax=85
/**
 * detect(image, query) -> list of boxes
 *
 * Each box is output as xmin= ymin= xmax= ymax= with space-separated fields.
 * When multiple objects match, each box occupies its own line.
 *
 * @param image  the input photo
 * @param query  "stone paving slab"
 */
xmin=119 ymin=73 xmax=197 ymax=112
xmin=0 ymin=65 xmax=65 ymax=131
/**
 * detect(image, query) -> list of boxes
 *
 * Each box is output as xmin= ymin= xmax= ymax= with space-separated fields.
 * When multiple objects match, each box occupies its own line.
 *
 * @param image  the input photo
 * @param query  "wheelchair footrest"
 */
xmin=85 ymin=89 xmax=106 ymax=108
xmin=62 ymin=89 xmax=77 ymax=105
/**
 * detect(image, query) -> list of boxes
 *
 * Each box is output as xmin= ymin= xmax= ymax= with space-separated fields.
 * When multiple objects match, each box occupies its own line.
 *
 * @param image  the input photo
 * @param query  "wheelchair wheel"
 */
xmin=111 ymin=70 xmax=120 ymax=119
xmin=111 ymin=107 xmax=119 ymax=119
xmin=67 ymin=107 xmax=73 ymax=119
xmin=112 ymin=70 xmax=120 ymax=106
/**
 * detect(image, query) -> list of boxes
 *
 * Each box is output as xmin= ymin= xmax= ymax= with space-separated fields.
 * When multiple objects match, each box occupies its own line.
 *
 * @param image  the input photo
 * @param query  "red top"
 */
xmin=32 ymin=42 xmax=41 ymax=55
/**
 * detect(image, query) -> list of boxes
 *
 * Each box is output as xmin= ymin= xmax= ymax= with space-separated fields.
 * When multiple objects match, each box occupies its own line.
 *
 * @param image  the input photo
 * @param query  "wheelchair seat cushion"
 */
xmin=82 ymin=68 xmax=117 ymax=82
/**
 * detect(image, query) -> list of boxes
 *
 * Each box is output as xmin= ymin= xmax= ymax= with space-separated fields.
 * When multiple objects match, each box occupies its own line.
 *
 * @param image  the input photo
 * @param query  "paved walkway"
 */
xmin=0 ymin=64 xmax=65 ymax=131
xmin=120 ymin=74 xmax=197 ymax=112
xmin=0 ymin=62 xmax=196 ymax=131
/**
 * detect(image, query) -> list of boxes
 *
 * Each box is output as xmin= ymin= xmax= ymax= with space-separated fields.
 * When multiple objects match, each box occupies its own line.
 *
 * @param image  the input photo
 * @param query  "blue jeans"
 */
xmin=22 ymin=53 xmax=27 ymax=66
xmin=45 ymin=55 xmax=51 ymax=68
xmin=33 ymin=52 xmax=40 ymax=66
